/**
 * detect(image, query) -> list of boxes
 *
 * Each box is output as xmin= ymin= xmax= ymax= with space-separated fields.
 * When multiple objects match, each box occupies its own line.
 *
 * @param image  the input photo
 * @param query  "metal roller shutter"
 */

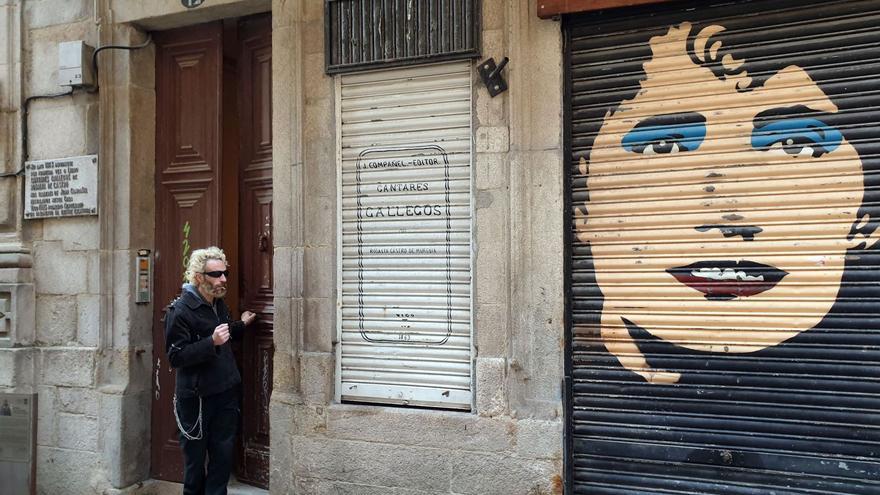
xmin=337 ymin=61 xmax=473 ymax=409
xmin=564 ymin=0 xmax=880 ymax=493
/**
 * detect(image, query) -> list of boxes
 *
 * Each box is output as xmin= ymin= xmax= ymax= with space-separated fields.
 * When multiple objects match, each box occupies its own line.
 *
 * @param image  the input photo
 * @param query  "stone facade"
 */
xmin=0 ymin=0 xmax=566 ymax=493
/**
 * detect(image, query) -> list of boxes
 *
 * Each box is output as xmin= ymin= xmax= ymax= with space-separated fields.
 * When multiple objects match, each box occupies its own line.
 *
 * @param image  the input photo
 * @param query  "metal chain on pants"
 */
xmin=173 ymin=394 xmax=203 ymax=440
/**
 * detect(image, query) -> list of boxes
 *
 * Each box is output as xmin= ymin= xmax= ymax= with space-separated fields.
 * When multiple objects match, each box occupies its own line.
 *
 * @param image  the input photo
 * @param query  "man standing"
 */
xmin=165 ymin=246 xmax=256 ymax=495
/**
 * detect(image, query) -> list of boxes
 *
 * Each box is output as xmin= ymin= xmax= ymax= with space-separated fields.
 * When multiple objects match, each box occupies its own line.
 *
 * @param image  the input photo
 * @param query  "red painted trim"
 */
xmin=537 ymin=0 xmax=675 ymax=19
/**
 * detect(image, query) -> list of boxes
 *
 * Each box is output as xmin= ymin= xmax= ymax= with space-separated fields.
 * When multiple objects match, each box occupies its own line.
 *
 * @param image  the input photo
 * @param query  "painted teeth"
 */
xmin=691 ymin=267 xmax=764 ymax=282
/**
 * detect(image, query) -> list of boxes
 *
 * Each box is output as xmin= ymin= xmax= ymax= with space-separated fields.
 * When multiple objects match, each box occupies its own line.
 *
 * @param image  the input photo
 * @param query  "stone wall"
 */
xmin=1 ymin=1 xmax=158 ymax=493
xmin=270 ymin=0 xmax=566 ymax=494
xmin=0 ymin=1 xmax=104 ymax=493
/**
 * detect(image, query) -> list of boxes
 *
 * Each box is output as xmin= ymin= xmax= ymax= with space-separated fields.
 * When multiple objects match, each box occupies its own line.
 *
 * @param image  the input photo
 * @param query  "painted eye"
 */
xmin=752 ymin=118 xmax=841 ymax=158
xmin=622 ymin=123 xmax=706 ymax=155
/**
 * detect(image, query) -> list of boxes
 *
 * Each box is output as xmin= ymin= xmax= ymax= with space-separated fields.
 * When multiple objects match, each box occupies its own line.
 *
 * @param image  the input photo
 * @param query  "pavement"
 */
xmin=131 ymin=477 xmax=268 ymax=494
xmin=228 ymin=478 xmax=269 ymax=494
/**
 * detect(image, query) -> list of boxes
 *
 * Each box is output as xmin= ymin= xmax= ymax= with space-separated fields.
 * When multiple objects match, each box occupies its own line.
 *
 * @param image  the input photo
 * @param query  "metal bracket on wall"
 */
xmin=478 ymin=57 xmax=509 ymax=97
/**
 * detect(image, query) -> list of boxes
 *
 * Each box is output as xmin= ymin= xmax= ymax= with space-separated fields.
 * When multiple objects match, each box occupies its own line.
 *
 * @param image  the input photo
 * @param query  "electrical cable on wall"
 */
xmin=0 ymin=89 xmax=75 ymax=179
xmin=90 ymin=34 xmax=153 ymax=91
xmin=3 ymin=34 xmax=153 ymax=179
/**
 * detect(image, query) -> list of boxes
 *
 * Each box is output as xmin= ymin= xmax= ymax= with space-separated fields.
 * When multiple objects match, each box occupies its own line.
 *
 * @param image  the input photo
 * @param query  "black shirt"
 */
xmin=164 ymin=287 xmax=245 ymax=398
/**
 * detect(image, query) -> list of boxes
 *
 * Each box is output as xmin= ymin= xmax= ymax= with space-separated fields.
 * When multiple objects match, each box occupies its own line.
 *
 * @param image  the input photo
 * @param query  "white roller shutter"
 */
xmin=337 ymin=61 xmax=473 ymax=409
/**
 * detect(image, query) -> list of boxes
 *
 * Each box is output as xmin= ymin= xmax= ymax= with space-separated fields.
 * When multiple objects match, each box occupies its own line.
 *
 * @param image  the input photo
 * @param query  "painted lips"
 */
xmin=666 ymin=261 xmax=788 ymax=300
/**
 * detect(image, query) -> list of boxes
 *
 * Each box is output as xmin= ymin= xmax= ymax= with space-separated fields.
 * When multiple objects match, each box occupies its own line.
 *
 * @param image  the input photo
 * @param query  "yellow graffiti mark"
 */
xmin=181 ymin=221 xmax=191 ymax=282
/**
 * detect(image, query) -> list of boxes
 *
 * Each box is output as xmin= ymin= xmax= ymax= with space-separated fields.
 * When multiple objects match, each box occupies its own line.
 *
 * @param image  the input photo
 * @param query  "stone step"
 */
xmin=130 ymin=477 xmax=268 ymax=495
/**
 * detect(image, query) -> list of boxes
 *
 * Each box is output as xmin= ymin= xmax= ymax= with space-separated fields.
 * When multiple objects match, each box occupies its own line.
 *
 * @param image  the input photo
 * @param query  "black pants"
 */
xmin=177 ymin=387 xmax=240 ymax=495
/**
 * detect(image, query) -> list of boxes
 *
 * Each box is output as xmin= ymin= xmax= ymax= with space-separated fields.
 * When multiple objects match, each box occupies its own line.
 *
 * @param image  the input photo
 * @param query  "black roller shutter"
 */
xmin=564 ymin=0 xmax=880 ymax=493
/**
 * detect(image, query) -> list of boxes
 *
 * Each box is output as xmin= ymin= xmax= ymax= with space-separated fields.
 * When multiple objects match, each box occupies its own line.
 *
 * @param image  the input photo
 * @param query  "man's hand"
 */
xmin=212 ymin=323 xmax=230 ymax=345
xmin=242 ymin=311 xmax=257 ymax=326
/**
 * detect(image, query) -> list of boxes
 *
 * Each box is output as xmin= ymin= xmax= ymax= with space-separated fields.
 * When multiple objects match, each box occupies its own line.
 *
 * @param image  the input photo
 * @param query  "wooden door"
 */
xmin=151 ymin=21 xmax=224 ymax=482
xmin=151 ymin=15 xmax=272 ymax=486
xmin=234 ymin=14 xmax=273 ymax=489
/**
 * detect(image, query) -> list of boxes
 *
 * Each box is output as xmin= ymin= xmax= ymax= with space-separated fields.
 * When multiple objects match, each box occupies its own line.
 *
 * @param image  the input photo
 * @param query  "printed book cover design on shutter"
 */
xmin=567 ymin=0 xmax=880 ymax=492
xmin=354 ymin=145 xmax=454 ymax=345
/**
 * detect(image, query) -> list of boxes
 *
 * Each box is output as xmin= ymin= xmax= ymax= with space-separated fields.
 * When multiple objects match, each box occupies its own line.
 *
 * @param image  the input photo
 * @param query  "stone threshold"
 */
xmin=111 ymin=477 xmax=269 ymax=495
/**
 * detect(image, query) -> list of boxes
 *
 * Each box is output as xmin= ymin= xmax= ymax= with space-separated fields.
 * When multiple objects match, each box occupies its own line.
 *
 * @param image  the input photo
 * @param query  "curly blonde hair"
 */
xmin=184 ymin=246 xmax=228 ymax=284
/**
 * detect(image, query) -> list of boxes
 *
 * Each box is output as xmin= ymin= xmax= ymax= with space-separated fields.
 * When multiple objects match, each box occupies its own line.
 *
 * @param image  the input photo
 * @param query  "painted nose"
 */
xmin=695 ymin=224 xmax=763 ymax=241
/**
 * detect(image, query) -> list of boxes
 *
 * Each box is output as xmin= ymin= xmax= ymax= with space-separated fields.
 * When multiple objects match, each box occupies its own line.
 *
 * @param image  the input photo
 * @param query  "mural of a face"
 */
xmin=577 ymin=23 xmax=873 ymax=383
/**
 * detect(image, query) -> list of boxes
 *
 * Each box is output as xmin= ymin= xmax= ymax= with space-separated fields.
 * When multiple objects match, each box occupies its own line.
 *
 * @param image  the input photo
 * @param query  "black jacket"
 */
xmin=164 ymin=286 xmax=245 ymax=398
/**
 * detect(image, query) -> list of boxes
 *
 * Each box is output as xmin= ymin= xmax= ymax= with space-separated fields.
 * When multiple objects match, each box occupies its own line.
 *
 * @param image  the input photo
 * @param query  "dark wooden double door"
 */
xmin=150 ymin=15 xmax=273 ymax=488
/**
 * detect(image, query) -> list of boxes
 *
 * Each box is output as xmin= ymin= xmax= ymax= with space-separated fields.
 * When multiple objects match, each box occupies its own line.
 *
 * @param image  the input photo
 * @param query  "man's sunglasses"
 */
xmin=202 ymin=270 xmax=229 ymax=278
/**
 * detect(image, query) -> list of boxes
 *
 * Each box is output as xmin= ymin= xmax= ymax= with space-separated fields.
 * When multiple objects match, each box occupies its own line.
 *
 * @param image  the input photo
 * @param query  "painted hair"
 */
xmin=184 ymin=246 xmax=227 ymax=284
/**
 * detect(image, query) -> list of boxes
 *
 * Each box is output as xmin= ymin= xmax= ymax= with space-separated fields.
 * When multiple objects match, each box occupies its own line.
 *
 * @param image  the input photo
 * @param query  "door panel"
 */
xmin=151 ymin=21 xmax=223 ymax=483
xmin=235 ymin=14 xmax=274 ymax=489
